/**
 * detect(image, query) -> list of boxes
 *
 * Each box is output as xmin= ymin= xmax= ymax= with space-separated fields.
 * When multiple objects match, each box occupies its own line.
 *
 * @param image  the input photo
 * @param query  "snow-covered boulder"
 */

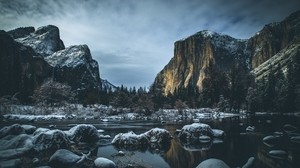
xmin=32 ymin=129 xmax=70 ymax=152
xmin=33 ymin=128 xmax=50 ymax=136
xmin=196 ymin=158 xmax=230 ymax=168
xmin=0 ymin=134 xmax=33 ymax=160
xmin=178 ymin=123 xmax=214 ymax=143
xmin=49 ymin=149 xmax=81 ymax=168
xmin=66 ymin=124 xmax=99 ymax=143
xmin=0 ymin=124 xmax=25 ymax=138
xmin=144 ymin=128 xmax=172 ymax=145
xmin=111 ymin=131 xmax=148 ymax=149
xmin=268 ymin=150 xmax=288 ymax=159
xmin=21 ymin=125 xmax=37 ymax=134
xmin=94 ymin=157 xmax=116 ymax=168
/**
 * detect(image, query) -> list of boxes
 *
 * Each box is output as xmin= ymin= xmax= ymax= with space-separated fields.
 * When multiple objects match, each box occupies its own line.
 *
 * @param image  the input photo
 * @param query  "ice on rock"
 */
xmin=196 ymin=158 xmax=230 ymax=168
xmin=94 ymin=157 xmax=116 ymax=168
xmin=49 ymin=149 xmax=81 ymax=168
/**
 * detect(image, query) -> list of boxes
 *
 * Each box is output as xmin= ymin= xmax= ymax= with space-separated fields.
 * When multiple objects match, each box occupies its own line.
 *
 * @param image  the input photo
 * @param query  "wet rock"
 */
xmin=196 ymin=158 xmax=230 ymax=168
xmin=178 ymin=123 xmax=214 ymax=143
xmin=94 ymin=157 xmax=116 ymax=168
xmin=263 ymin=135 xmax=282 ymax=147
xmin=268 ymin=150 xmax=288 ymax=160
xmin=66 ymin=124 xmax=99 ymax=143
xmin=49 ymin=149 xmax=81 ymax=168
xmin=32 ymin=129 xmax=70 ymax=151
xmin=283 ymin=124 xmax=297 ymax=133
xmin=0 ymin=158 xmax=22 ymax=168
xmin=291 ymin=136 xmax=300 ymax=144
xmin=242 ymin=157 xmax=255 ymax=168
xmin=246 ymin=126 xmax=255 ymax=132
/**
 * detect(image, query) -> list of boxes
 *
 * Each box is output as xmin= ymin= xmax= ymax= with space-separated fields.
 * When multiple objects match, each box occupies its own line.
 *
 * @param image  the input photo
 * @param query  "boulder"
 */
xmin=0 ymin=124 xmax=25 ymax=138
xmin=21 ymin=125 xmax=37 ymax=134
xmin=263 ymin=135 xmax=282 ymax=147
xmin=178 ymin=123 xmax=214 ymax=143
xmin=32 ymin=129 xmax=70 ymax=152
xmin=242 ymin=157 xmax=255 ymax=168
xmin=144 ymin=128 xmax=172 ymax=145
xmin=196 ymin=158 xmax=230 ymax=168
xmin=111 ymin=131 xmax=148 ymax=149
xmin=94 ymin=157 xmax=116 ymax=168
xmin=7 ymin=26 xmax=35 ymax=39
xmin=33 ymin=128 xmax=50 ymax=136
xmin=49 ymin=149 xmax=81 ymax=168
xmin=268 ymin=150 xmax=288 ymax=160
xmin=66 ymin=124 xmax=99 ymax=143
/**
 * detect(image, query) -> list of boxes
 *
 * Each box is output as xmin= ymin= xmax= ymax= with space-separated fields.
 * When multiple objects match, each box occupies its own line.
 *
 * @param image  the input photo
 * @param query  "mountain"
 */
xmin=100 ymin=79 xmax=118 ymax=92
xmin=0 ymin=25 xmax=103 ymax=103
xmin=152 ymin=10 xmax=300 ymax=111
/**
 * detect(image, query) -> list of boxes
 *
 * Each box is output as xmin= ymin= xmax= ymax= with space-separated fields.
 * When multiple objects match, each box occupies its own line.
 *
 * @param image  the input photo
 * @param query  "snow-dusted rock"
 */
xmin=212 ymin=129 xmax=225 ymax=138
xmin=263 ymin=135 xmax=282 ymax=147
xmin=196 ymin=158 xmax=230 ymax=168
xmin=178 ymin=123 xmax=214 ymax=143
xmin=21 ymin=125 xmax=37 ymax=134
xmin=111 ymin=131 xmax=148 ymax=149
xmin=0 ymin=124 xmax=25 ymax=138
xmin=66 ymin=124 xmax=99 ymax=143
xmin=15 ymin=25 xmax=65 ymax=56
xmin=242 ymin=157 xmax=255 ymax=168
xmin=49 ymin=149 xmax=81 ymax=168
xmin=94 ymin=157 xmax=116 ymax=168
xmin=33 ymin=128 xmax=50 ymax=136
xmin=144 ymin=128 xmax=172 ymax=145
xmin=0 ymin=134 xmax=33 ymax=160
xmin=32 ymin=129 xmax=70 ymax=151
xmin=268 ymin=150 xmax=288 ymax=159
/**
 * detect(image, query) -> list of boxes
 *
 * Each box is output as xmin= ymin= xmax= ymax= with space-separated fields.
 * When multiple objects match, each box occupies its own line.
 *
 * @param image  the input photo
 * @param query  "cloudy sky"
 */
xmin=1 ymin=0 xmax=300 ymax=87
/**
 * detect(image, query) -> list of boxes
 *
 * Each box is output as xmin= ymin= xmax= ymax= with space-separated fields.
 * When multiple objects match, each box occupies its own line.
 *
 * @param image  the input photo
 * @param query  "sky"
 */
xmin=1 ymin=0 xmax=300 ymax=88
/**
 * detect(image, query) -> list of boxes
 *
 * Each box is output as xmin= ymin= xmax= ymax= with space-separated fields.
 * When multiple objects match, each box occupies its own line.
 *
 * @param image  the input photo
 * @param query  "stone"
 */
xmin=49 ymin=149 xmax=81 ymax=168
xmin=0 ymin=124 xmax=25 ymax=138
xmin=263 ymin=135 xmax=282 ymax=147
xmin=94 ymin=157 xmax=116 ymax=168
xmin=268 ymin=150 xmax=288 ymax=160
xmin=178 ymin=123 xmax=214 ymax=143
xmin=66 ymin=124 xmax=99 ymax=143
xmin=196 ymin=158 xmax=230 ymax=168
xmin=242 ymin=157 xmax=255 ymax=168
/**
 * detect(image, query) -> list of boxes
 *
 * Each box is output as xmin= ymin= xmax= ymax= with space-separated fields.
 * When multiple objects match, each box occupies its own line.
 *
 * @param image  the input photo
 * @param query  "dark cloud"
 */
xmin=1 ymin=0 xmax=299 ymax=87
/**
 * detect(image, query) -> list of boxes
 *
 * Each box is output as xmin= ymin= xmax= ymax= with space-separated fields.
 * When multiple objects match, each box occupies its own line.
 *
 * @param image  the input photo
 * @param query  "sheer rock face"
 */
xmin=14 ymin=25 xmax=65 ymax=56
xmin=153 ymin=30 xmax=248 ymax=95
xmin=248 ymin=11 xmax=300 ymax=68
xmin=153 ymin=10 xmax=300 ymax=96
xmin=45 ymin=45 xmax=101 ymax=97
xmin=1 ymin=25 xmax=102 ymax=102
xmin=0 ymin=30 xmax=51 ymax=99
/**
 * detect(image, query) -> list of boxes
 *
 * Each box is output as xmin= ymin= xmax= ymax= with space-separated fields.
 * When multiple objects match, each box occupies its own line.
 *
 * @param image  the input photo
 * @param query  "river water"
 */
xmin=2 ymin=114 xmax=300 ymax=168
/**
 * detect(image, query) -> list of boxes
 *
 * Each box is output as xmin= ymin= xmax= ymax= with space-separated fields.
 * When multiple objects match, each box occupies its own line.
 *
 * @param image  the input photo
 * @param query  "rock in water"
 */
xmin=111 ymin=131 xmax=148 ymax=149
xmin=263 ymin=135 xmax=282 ymax=147
xmin=196 ymin=158 xmax=230 ymax=168
xmin=144 ymin=128 xmax=172 ymax=144
xmin=49 ymin=149 xmax=81 ymax=168
xmin=283 ymin=124 xmax=297 ymax=133
xmin=178 ymin=123 xmax=214 ymax=143
xmin=268 ymin=150 xmax=288 ymax=160
xmin=242 ymin=157 xmax=255 ymax=168
xmin=66 ymin=124 xmax=99 ymax=143
xmin=94 ymin=157 xmax=116 ymax=168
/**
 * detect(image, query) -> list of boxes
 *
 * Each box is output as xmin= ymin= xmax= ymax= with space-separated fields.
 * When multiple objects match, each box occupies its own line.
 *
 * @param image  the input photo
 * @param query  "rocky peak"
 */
xmin=7 ymin=27 xmax=35 ymax=39
xmin=14 ymin=25 xmax=65 ymax=56
xmin=46 ymin=45 xmax=101 ymax=98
